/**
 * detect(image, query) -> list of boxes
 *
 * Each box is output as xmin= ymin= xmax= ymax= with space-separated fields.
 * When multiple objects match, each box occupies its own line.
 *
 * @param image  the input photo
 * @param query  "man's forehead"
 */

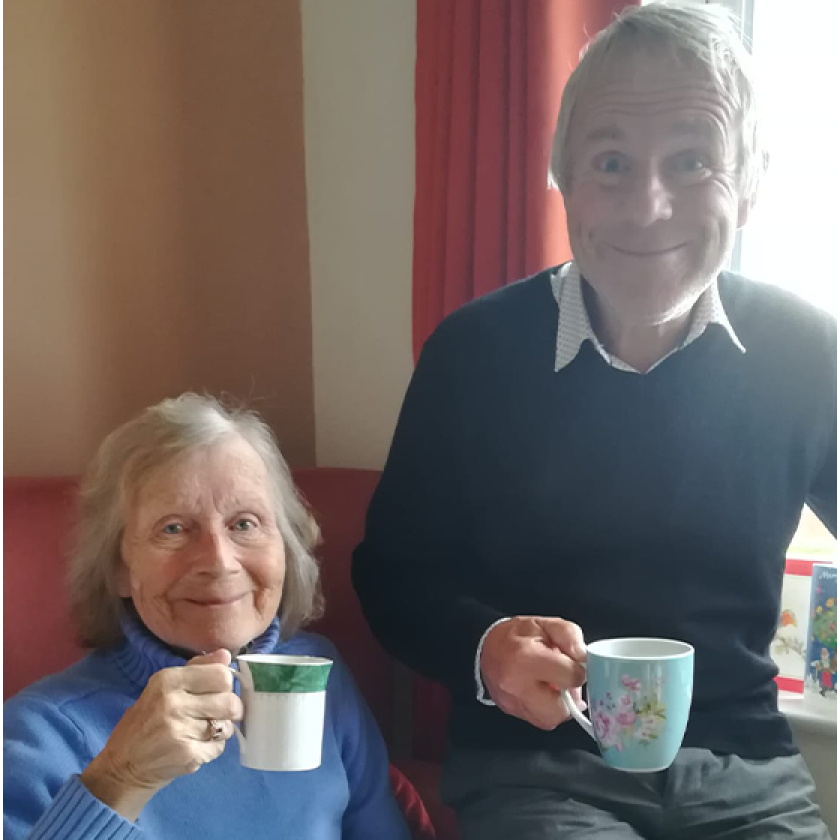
xmin=573 ymin=62 xmax=735 ymax=143
xmin=576 ymin=52 xmax=733 ymax=121
xmin=582 ymin=115 xmax=721 ymax=144
xmin=591 ymin=46 xmax=717 ymax=88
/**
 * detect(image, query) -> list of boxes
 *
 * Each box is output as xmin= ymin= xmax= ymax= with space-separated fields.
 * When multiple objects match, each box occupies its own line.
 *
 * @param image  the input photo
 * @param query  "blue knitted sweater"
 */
xmin=3 ymin=612 xmax=411 ymax=840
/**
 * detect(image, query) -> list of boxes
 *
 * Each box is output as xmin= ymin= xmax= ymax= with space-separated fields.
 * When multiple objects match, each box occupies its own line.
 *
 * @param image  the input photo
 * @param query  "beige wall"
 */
xmin=301 ymin=0 xmax=415 ymax=469
xmin=4 ymin=0 xmax=315 ymax=475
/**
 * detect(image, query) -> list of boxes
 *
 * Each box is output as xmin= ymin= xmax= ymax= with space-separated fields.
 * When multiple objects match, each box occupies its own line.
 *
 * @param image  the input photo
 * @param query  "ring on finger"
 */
xmin=208 ymin=718 xmax=225 ymax=742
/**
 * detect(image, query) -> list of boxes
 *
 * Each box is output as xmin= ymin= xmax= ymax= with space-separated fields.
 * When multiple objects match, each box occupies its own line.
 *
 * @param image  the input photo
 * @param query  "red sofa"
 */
xmin=3 ymin=469 xmax=458 ymax=840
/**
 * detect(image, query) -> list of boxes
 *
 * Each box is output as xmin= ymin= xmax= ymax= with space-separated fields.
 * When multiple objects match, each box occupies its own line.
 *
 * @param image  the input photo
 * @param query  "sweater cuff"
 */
xmin=27 ymin=776 xmax=140 ymax=840
xmin=474 ymin=617 xmax=512 ymax=705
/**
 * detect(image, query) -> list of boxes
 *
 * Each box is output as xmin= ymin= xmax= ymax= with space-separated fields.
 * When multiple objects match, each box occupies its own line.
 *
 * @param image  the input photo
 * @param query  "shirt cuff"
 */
xmin=474 ymin=617 xmax=512 ymax=706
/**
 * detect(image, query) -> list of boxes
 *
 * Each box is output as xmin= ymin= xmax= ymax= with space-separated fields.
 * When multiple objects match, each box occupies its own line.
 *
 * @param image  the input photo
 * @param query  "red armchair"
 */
xmin=3 ymin=470 xmax=456 ymax=839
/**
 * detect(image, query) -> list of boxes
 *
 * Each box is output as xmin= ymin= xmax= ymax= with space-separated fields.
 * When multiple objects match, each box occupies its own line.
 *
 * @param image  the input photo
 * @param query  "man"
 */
xmin=353 ymin=3 xmax=836 ymax=838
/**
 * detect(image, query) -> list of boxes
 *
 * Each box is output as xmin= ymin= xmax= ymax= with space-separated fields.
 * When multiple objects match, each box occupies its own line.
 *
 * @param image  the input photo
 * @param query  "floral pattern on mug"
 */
xmin=593 ymin=674 xmax=666 ymax=752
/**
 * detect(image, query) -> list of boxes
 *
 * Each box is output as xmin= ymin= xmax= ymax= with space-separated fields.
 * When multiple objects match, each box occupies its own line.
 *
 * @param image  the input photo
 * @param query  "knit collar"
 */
xmin=112 ymin=605 xmax=281 ymax=689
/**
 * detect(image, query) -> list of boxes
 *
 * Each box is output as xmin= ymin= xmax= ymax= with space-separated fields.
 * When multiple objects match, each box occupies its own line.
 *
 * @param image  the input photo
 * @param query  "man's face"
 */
xmin=564 ymin=51 xmax=752 ymax=326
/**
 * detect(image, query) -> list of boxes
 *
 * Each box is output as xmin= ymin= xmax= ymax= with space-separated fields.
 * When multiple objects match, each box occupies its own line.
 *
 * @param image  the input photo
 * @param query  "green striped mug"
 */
xmin=229 ymin=653 xmax=333 ymax=771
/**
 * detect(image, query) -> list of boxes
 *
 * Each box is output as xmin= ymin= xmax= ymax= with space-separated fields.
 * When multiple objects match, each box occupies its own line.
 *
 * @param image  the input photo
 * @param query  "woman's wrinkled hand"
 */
xmin=80 ymin=649 xmax=242 ymax=821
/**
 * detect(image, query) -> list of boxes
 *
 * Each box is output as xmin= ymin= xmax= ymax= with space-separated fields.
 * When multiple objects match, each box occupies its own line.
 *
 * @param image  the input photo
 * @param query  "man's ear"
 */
xmin=736 ymin=195 xmax=753 ymax=230
xmin=738 ymin=150 xmax=769 ymax=229
xmin=737 ymin=181 xmax=759 ymax=229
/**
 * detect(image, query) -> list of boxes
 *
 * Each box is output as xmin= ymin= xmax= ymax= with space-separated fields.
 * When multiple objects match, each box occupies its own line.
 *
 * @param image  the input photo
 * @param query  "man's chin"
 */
xmin=597 ymin=287 xmax=699 ymax=328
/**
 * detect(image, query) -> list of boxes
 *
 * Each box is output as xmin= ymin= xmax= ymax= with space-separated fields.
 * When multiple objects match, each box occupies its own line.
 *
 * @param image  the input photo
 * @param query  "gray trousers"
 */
xmin=440 ymin=747 xmax=832 ymax=839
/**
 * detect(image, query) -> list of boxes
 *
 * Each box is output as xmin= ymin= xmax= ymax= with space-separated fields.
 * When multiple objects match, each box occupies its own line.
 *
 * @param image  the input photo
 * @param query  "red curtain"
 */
xmin=412 ymin=0 xmax=637 ymax=361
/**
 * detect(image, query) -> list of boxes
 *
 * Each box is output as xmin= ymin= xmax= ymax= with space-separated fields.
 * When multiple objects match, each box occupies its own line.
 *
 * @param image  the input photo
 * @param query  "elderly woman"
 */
xmin=4 ymin=394 xmax=412 ymax=840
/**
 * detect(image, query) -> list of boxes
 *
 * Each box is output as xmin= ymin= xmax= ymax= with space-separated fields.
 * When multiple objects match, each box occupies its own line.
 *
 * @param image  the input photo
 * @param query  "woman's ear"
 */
xmin=114 ymin=563 xmax=132 ymax=598
xmin=113 ymin=538 xmax=132 ymax=598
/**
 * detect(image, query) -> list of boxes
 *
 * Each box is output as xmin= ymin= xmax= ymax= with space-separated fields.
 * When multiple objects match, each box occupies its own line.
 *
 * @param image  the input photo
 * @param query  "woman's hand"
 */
xmin=80 ymin=649 xmax=242 ymax=821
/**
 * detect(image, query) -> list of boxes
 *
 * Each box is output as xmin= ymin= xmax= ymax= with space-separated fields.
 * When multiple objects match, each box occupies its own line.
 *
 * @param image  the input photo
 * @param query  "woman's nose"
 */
xmin=192 ymin=529 xmax=239 ymax=573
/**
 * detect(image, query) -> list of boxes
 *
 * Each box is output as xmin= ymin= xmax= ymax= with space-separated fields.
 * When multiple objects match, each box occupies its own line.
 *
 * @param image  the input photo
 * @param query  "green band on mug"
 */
xmin=247 ymin=661 xmax=332 ymax=693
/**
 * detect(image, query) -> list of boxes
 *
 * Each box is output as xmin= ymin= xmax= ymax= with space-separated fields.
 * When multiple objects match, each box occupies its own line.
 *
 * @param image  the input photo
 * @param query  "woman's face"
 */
xmin=118 ymin=435 xmax=286 ymax=654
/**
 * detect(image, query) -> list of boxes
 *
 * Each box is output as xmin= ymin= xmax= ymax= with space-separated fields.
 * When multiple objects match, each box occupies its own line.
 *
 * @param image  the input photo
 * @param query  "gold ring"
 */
xmin=208 ymin=719 xmax=224 ymax=741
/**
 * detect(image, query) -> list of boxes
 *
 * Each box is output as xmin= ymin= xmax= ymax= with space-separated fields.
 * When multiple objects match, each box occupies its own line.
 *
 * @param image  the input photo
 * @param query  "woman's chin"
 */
xmin=160 ymin=625 xmax=257 ymax=657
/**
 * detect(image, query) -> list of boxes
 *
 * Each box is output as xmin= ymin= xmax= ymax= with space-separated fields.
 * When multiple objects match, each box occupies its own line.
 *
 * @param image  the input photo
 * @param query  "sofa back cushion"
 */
xmin=293 ymin=467 xmax=395 ymax=740
xmin=3 ymin=477 xmax=84 ymax=700
xmin=412 ymin=676 xmax=451 ymax=762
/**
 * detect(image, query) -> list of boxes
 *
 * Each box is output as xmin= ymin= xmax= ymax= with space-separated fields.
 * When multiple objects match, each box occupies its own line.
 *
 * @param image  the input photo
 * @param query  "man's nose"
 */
xmin=622 ymin=167 xmax=674 ymax=227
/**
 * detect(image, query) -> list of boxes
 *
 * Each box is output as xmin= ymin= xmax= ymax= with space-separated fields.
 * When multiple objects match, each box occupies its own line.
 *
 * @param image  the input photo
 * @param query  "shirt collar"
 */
xmin=550 ymin=261 xmax=745 ymax=374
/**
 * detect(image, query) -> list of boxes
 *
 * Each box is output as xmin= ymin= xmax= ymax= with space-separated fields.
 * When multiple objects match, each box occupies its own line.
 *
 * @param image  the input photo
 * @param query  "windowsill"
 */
xmin=778 ymin=689 xmax=837 ymax=734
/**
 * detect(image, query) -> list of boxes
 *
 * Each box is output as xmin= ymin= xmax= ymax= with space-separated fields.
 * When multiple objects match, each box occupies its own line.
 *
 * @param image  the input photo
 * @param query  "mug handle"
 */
xmin=561 ymin=663 xmax=595 ymax=741
xmin=227 ymin=664 xmax=250 ymax=742
xmin=228 ymin=663 xmax=249 ymax=689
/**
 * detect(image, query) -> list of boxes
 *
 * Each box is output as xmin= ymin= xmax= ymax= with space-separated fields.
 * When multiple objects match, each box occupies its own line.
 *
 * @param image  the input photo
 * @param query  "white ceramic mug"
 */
xmin=229 ymin=653 xmax=333 ymax=771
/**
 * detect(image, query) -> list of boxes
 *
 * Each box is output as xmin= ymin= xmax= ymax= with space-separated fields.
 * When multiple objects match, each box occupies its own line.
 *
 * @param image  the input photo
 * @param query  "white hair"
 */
xmin=68 ymin=393 xmax=322 ymax=647
xmin=550 ymin=1 xmax=766 ymax=202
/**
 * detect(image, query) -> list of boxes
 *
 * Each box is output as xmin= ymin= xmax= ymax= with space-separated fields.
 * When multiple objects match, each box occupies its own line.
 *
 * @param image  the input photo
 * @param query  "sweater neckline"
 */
xmin=111 ymin=605 xmax=281 ymax=689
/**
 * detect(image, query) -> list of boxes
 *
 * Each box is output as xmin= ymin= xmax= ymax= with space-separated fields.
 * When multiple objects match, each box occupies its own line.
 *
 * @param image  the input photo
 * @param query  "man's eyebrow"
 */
xmin=583 ymin=125 xmax=625 ymax=144
xmin=583 ymin=119 xmax=718 ymax=144
xmin=669 ymin=117 xmax=715 ymax=139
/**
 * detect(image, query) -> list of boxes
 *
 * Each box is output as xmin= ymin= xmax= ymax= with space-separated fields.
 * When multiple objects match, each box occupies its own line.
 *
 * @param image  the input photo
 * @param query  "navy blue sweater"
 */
xmin=353 ymin=267 xmax=836 ymax=759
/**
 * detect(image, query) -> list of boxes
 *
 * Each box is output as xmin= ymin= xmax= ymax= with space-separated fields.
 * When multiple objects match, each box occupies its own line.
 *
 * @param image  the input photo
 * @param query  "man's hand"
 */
xmin=480 ymin=616 xmax=587 ymax=730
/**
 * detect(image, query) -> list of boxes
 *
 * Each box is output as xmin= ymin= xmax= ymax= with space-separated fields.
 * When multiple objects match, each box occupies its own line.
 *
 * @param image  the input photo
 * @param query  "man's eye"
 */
xmin=596 ymin=154 xmax=628 ymax=174
xmin=162 ymin=523 xmax=184 ymax=535
xmin=672 ymin=153 xmax=707 ymax=173
xmin=232 ymin=518 xmax=256 ymax=532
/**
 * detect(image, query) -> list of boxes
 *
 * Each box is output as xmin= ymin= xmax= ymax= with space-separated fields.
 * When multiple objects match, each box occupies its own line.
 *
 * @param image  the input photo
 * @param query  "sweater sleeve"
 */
xmin=807 ymin=414 xmax=837 ymax=537
xmin=3 ymin=694 xmax=140 ymax=840
xmin=805 ymin=312 xmax=837 ymax=537
xmin=352 ymin=321 xmax=504 ymax=695
xmin=328 ymin=654 xmax=412 ymax=840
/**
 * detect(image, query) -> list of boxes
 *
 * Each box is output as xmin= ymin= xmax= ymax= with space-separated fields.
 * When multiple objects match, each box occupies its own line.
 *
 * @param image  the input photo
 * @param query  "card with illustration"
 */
xmin=806 ymin=564 xmax=837 ymax=699
xmin=773 ymin=559 xmax=828 ymax=694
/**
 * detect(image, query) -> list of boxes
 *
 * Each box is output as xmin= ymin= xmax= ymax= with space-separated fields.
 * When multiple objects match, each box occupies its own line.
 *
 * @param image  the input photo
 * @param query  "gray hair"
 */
xmin=550 ymin=2 xmax=765 ymax=202
xmin=68 ymin=393 xmax=323 ymax=648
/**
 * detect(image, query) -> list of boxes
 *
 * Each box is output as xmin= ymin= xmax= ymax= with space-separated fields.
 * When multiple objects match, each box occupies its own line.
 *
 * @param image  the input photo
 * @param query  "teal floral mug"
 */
xmin=562 ymin=638 xmax=694 ymax=772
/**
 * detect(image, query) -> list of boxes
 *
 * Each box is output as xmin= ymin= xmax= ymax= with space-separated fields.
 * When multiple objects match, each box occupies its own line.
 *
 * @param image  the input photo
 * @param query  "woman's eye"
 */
xmin=232 ymin=518 xmax=256 ymax=532
xmin=162 ymin=522 xmax=184 ymax=535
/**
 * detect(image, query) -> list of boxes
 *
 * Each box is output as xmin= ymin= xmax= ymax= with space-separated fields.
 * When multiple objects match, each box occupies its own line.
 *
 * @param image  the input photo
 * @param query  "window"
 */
xmin=681 ymin=0 xmax=838 ymax=318
xmin=714 ymin=0 xmax=837 ymax=559
xmin=643 ymin=0 xmax=837 ymax=558
xmin=729 ymin=0 xmax=838 ymax=317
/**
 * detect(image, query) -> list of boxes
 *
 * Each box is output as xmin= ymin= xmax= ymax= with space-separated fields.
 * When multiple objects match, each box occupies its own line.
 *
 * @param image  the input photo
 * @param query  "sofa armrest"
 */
xmin=389 ymin=763 xmax=438 ymax=839
xmin=393 ymin=758 xmax=460 ymax=840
